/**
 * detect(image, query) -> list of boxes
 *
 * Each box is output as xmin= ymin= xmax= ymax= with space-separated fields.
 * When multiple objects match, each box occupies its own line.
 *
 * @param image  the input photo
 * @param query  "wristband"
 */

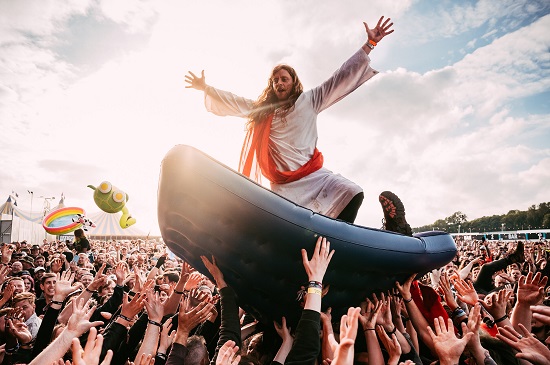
xmin=307 ymin=287 xmax=322 ymax=296
xmin=156 ymin=352 xmax=168 ymax=360
xmin=118 ymin=314 xmax=134 ymax=322
xmin=494 ymin=314 xmax=509 ymax=323
xmin=403 ymin=297 xmax=413 ymax=303
xmin=174 ymin=289 xmax=186 ymax=295
xmin=366 ymin=42 xmax=374 ymax=50
xmin=5 ymin=342 xmax=20 ymax=355
xmin=452 ymin=308 xmax=466 ymax=319
xmin=85 ymin=287 xmax=98 ymax=294
xmin=148 ymin=319 xmax=162 ymax=327
xmin=386 ymin=326 xmax=397 ymax=335
xmin=50 ymin=300 xmax=63 ymax=305
xmin=364 ymin=328 xmax=375 ymax=332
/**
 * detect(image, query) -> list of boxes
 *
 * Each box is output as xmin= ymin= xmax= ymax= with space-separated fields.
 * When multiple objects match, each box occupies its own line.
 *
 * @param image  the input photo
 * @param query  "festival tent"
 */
xmin=85 ymin=211 xmax=153 ymax=240
xmin=0 ymin=196 xmax=57 ymax=244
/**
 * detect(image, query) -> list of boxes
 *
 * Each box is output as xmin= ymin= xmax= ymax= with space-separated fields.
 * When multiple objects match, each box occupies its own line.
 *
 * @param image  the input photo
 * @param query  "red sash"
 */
xmin=239 ymin=113 xmax=323 ymax=184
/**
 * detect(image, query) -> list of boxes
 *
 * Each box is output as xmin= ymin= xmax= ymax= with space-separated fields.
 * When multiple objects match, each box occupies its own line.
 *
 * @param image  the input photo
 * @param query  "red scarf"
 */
xmin=239 ymin=113 xmax=323 ymax=184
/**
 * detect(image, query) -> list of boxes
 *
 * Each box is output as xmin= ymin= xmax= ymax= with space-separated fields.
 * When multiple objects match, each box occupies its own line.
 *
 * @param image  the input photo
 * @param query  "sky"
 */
xmin=1 ymin=0 xmax=549 ymax=237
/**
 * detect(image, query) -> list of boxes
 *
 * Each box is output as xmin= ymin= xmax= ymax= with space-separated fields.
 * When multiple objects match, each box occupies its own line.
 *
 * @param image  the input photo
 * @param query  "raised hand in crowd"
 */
xmin=0 ymin=264 xmax=10 ymax=284
xmin=71 ymin=326 xmax=114 ymax=365
xmin=301 ymin=236 xmax=334 ymax=312
xmin=0 ymin=281 xmax=15 ymax=307
xmin=463 ymin=303 xmax=497 ymax=365
xmin=5 ymin=316 xmax=32 ymax=345
xmin=453 ymin=276 xmax=479 ymax=306
xmin=320 ymin=307 xmax=335 ymax=361
xmin=332 ymin=307 xmax=361 ymax=365
xmin=30 ymin=298 xmax=103 ymax=365
xmin=114 ymin=261 xmax=130 ymax=286
xmin=201 ymin=255 xmax=227 ymax=289
xmin=512 ymin=272 xmax=548 ymax=332
xmin=480 ymin=289 xmax=513 ymax=328
xmin=273 ymin=316 xmax=294 ymax=364
xmin=376 ymin=325 xmax=401 ymax=365
xmin=427 ymin=317 xmax=472 ymax=365
xmin=157 ymin=317 xmax=175 ymax=358
xmin=1 ymin=243 xmax=15 ymax=264
xmin=396 ymin=273 xmax=435 ymax=352
xmin=497 ymin=324 xmax=550 ymax=365
xmin=531 ymin=304 xmax=550 ymax=325
xmin=216 ymin=340 xmax=241 ymax=365
xmin=359 ymin=299 xmax=384 ymax=365
xmin=174 ymin=297 xmax=213 ymax=345
xmin=134 ymin=288 xmax=166 ymax=365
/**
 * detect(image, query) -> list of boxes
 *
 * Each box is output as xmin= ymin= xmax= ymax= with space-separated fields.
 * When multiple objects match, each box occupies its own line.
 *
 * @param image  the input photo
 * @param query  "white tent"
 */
xmin=0 ymin=196 xmax=57 ymax=244
xmin=85 ymin=211 xmax=152 ymax=240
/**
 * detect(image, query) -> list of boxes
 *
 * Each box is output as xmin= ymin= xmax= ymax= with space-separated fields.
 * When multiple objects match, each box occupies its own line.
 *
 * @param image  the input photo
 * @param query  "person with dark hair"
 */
xmin=73 ymin=228 xmax=90 ymax=254
xmin=185 ymin=16 xmax=394 ymax=225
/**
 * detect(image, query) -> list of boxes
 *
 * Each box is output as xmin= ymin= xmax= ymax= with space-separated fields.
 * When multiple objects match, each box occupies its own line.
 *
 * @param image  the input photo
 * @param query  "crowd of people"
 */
xmin=1 ymin=12 xmax=548 ymax=365
xmin=1 ymin=226 xmax=550 ymax=365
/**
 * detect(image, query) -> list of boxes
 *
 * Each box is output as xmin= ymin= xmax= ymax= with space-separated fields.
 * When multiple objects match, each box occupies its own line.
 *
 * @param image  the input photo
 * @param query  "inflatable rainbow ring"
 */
xmin=42 ymin=207 xmax=86 ymax=235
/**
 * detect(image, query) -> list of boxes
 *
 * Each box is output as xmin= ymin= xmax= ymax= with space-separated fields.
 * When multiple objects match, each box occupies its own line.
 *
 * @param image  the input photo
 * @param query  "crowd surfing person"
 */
xmin=1 ymin=234 xmax=550 ymax=365
xmin=184 ymin=16 xmax=412 ymax=235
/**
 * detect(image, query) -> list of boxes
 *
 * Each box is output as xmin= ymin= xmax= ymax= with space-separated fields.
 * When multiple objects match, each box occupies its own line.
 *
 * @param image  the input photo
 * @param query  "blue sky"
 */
xmin=1 ymin=0 xmax=549 ymax=237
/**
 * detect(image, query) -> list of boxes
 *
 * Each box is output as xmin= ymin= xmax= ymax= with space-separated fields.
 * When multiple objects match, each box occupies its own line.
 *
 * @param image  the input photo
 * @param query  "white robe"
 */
xmin=204 ymin=48 xmax=378 ymax=218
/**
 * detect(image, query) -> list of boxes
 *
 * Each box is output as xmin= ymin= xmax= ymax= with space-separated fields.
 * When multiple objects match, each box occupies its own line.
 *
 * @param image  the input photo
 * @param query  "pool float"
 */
xmin=88 ymin=181 xmax=136 ymax=228
xmin=157 ymin=145 xmax=457 ymax=324
xmin=43 ymin=207 xmax=87 ymax=235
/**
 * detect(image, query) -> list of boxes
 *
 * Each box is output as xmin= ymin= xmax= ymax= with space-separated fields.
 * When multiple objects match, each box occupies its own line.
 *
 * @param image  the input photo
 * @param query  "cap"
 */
xmin=34 ymin=266 xmax=46 ymax=272
xmin=480 ymin=245 xmax=487 ymax=250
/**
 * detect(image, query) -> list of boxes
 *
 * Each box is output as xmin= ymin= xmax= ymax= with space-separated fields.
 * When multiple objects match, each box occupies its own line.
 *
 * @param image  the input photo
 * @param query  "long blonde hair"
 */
xmin=247 ymin=64 xmax=303 ymax=130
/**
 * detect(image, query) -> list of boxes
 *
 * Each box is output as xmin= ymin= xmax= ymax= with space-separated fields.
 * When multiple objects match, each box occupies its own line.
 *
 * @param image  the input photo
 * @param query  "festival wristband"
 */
xmin=307 ymin=287 xmax=322 ymax=296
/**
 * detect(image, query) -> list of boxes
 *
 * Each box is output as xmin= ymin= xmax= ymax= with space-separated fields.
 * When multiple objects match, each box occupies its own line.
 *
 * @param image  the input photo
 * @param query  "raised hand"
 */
xmin=66 ymin=298 xmax=104 ymax=337
xmin=376 ymin=325 xmax=401 ymax=365
xmin=6 ymin=318 xmax=32 ymax=344
xmin=332 ymin=307 xmax=361 ymax=365
xmin=185 ymin=70 xmax=207 ymax=91
xmin=427 ymin=317 xmax=472 ymax=364
xmin=158 ymin=318 xmax=175 ymax=355
xmin=452 ymin=277 xmax=479 ymax=306
xmin=274 ymin=316 xmax=293 ymax=344
xmin=71 ymin=327 xmax=113 ymax=365
xmin=301 ymin=236 xmax=335 ymax=283
xmin=184 ymin=272 xmax=203 ymax=291
xmin=1 ymin=244 xmax=14 ymax=264
xmin=359 ymin=298 xmax=382 ymax=331
xmin=497 ymin=324 xmax=550 ymax=365
xmin=200 ymin=255 xmax=227 ymax=288
xmin=54 ymin=270 xmax=78 ymax=300
xmin=480 ymin=289 xmax=512 ymax=322
xmin=395 ymin=273 xmax=416 ymax=301
xmin=120 ymin=292 xmax=147 ymax=320
xmin=531 ymin=305 xmax=550 ymax=326
xmin=144 ymin=288 xmax=165 ymax=322
xmin=114 ymin=261 xmax=130 ymax=286
xmin=363 ymin=16 xmax=394 ymax=44
xmin=178 ymin=297 xmax=213 ymax=334
xmin=216 ymin=340 xmax=241 ymax=365
xmin=517 ymin=272 xmax=547 ymax=305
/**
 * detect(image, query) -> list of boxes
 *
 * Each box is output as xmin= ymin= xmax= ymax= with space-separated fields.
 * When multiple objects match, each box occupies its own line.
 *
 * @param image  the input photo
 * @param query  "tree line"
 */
xmin=414 ymin=202 xmax=550 ymax=233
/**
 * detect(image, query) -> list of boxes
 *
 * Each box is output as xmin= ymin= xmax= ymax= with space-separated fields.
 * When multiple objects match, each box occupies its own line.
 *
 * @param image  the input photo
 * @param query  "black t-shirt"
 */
xmin=74 ymin=237 xmax=91 ymax=253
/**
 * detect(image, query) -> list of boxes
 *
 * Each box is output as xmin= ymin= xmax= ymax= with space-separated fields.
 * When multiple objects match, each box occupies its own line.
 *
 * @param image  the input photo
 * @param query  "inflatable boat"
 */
xmin=158 ymin=145 xmax=457 ymax=324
